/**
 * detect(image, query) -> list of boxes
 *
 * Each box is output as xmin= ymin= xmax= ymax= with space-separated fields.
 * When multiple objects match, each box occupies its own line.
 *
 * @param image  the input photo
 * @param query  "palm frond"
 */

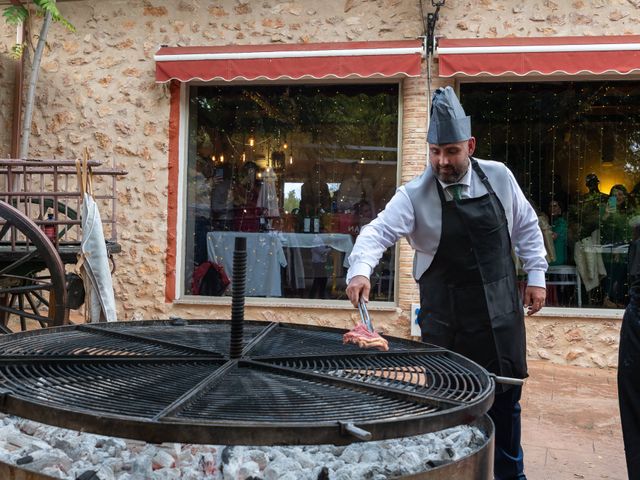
xmin=2 ymin=5 xmax=29 ymax=26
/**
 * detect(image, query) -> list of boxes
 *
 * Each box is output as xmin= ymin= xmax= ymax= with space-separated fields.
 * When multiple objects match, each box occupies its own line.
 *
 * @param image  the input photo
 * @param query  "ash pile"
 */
xmin=0 ymin=414 xmax=485 ymax=480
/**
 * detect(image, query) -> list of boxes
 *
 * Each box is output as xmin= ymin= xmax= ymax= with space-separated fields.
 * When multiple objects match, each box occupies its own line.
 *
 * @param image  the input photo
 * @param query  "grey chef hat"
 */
xmin=427 ymin=86 xmax=471 ymax=145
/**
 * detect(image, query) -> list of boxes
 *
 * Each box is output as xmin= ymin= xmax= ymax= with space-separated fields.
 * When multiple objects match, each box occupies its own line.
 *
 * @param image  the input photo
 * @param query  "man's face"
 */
xmin=429 ymin=138 xmax=476 ymax=183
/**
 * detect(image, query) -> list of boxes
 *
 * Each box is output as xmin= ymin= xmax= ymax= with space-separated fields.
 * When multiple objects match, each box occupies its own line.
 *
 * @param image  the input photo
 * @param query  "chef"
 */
xmin=345 ymin=86 xmax=547 ymax=480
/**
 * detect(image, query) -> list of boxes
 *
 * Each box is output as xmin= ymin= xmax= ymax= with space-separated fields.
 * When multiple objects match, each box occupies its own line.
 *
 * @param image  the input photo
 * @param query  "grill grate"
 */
xmin=0 ymin=320 xmax=494 ymax=445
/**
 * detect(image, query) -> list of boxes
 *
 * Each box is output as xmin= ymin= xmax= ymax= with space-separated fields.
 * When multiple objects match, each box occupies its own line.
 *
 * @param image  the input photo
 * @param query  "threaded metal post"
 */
xmin=229 ymin=236 xmax=246 ymax=359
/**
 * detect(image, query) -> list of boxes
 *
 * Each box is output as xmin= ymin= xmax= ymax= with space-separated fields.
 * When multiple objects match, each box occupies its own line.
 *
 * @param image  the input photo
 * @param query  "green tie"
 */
xmin=448 ymin=184 xmax=463 ymax=201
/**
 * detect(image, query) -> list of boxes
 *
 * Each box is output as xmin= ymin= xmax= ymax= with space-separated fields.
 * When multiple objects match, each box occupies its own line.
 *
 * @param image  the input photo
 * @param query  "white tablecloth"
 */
xmin=276 ymin=232 xmax=354 ymax=290
xmin=207 ymin=232 xmax=287 ymax=297
xmin=277 ymin=233 xmax=354 ymax=267
xmin=582 ymin=243 xmax=629 ymax=255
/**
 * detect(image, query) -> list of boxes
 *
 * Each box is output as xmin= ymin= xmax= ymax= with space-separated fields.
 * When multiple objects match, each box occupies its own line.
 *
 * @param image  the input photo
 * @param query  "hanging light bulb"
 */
xmin=248 ymin=137 xmax=255 ymax=147
xmin=210 ymin=154 xmax=216 ymax=163
xmin=283 ymin=141 xmax=288 ymax=150
xmin=360 ymin=157 xmax=365 ymax=164
xmin=220 ymin=154 xmax=224 ymax=163
xmin=242 ymin=152 xmax=246 ymax=162
xmin=289 ymin=155 xmax=293 ymax=165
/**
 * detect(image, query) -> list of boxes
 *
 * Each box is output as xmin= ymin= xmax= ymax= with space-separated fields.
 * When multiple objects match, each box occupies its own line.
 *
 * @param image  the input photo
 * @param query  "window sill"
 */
xmin=533 ymin=306 xmax=623 ymax=320
xmin=174 ymin=296 xmax=399 ymax=312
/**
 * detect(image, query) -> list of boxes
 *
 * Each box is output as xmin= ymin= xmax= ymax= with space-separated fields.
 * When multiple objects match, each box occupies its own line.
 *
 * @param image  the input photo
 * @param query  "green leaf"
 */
xmin=2 ymin=5 xmax=29 ymax=25
xmin=53 ymin=14 xmax=75 ymax=32
xmin=31 ymin=0 xmax=75 ymax=32
xmin=33 ymin=0 xmax=61 ymax=17
xmin=10 ymin=43 xmax=25 ymax=60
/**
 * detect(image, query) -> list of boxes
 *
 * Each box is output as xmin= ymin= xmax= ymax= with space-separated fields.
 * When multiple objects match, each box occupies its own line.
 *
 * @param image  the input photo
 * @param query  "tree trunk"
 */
xmin=18 ymin=10 xmax=53 ymax=159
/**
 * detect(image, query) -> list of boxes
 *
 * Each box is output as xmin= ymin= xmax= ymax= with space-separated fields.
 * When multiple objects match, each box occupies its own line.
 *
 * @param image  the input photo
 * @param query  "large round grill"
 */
xmin=0 ymin=320 xmax=494 ymax=445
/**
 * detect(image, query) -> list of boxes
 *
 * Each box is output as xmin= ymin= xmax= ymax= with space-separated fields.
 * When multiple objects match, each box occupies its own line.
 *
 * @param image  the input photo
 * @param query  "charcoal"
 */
xmin=77 ymin=471 xmax=99 ymax=480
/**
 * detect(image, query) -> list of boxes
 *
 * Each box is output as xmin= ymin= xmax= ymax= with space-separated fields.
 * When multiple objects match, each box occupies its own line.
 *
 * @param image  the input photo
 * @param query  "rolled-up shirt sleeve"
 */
xmin=507 ymin=168 xmax=548 ymax=288
xmin=346 ymin=188 xmax=415 ymax=282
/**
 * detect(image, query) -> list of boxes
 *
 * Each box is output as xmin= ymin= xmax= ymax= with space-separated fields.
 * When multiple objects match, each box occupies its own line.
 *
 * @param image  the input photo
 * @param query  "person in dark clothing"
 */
xmin=345 ymin=86 xmax=547 ymax=480
xmin=618 ymin=222 xmax=640 ymax=479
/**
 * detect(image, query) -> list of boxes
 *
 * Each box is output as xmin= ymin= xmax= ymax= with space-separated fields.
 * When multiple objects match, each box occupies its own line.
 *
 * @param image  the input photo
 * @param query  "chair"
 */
xmin=546 ymin=265 xmax=582 ymax=307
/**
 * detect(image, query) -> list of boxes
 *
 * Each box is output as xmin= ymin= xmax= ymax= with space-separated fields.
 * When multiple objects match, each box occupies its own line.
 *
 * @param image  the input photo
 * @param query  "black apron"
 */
xmin=417 ymin=159 xmax=527 ymax=381
xmin=619 ymin=266 xmax=640 ymax=479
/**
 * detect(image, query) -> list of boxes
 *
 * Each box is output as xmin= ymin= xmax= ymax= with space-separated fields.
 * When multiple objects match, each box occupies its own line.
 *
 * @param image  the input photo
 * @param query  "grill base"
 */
xmin=0 ymin=415 xmax=494 ymax=480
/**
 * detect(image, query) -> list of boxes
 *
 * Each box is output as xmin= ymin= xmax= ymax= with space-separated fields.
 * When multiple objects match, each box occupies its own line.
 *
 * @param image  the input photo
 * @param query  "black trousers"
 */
xmin=619 ymin=296 xmax=640 ymax=480
xmin=488 ymin=385 xmax=526 ymax=480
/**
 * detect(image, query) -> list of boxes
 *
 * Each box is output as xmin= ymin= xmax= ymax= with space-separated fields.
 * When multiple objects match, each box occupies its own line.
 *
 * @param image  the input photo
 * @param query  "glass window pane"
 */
xmin=461 ymin=81 xmax=640 ymax=309
xmin=184 ymin=84 xmax=399 ymax=301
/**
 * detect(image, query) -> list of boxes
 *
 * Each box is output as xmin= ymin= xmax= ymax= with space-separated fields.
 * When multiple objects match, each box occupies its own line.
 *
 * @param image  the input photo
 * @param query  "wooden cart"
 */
xmin=0 ymin=159 xmax=127 ymax=333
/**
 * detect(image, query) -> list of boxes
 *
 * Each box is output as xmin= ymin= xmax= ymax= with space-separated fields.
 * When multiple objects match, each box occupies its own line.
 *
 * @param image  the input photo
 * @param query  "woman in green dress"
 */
xmin=549 ymin=199 xmax=568 ymax=267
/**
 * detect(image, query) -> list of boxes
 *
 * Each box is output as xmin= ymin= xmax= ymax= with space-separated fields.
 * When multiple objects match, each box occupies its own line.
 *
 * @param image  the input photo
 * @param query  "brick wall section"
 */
xmin=397 ymin=65 xmax=453 ymax=314
xmin=0 ymin=0 xmax=636 ymax=367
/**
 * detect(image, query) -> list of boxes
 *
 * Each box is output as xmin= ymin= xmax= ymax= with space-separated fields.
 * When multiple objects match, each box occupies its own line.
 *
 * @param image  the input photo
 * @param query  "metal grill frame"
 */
xmin=0 ymin=320 xmax=495 ymax=445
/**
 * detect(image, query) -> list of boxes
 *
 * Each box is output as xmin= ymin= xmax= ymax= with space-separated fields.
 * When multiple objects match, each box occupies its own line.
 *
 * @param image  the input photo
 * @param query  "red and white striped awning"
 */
xmin=437 ymin=36 xmax=640 ymax=77
xmin=154 ymin=40 xmax=424 ymax=83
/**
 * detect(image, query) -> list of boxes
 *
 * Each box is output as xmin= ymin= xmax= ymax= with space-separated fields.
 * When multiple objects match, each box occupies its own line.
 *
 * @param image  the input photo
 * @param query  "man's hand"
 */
xmin=346 ymin=275 xmax=371 ymax=307
xmin=524 ymin=286 xmax=546 ymax=316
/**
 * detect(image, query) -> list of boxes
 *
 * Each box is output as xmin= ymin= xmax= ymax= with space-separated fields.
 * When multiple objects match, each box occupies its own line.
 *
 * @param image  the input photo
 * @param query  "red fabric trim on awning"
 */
xmin=155 ymin=40 xmax=423 ymax=83
xmin=437 ymin=35 xmax=640 ymax=77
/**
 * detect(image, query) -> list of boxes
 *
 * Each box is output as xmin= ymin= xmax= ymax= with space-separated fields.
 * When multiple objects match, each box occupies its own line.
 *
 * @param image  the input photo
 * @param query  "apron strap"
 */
xmin=435 ymin=177 xmax=447 ymax=203
xmin=470 ymin=157 xmax=496 ymax=195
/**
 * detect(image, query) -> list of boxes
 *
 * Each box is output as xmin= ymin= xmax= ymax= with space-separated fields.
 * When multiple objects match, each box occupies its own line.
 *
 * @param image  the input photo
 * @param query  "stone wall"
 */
xmin=0 ymin=0 xmax=636 ymax=368
xmin=527 ymin=313 xmax=622 ymax=368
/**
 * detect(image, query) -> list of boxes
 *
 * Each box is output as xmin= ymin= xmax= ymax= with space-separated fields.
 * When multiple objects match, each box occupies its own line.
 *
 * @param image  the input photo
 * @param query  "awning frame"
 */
xmin=154 ymin=40 xmax=424 ymax=83
xmin=437 ymin=35 xmax=640 ymax=78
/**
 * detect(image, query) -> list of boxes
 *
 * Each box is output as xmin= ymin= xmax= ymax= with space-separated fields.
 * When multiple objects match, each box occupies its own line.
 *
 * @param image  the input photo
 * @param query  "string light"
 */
xmin=248 ymin=137 xmax=255 ymax=147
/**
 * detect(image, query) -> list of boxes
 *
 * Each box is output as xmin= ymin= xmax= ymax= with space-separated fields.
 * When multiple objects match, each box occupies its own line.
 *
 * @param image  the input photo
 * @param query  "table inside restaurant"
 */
xmin=278 ymin=232 xmax=354 ymax=292
xmin=206 ymin=231 xmax=354 ymax=296
xmin=207 ymin=232 xmax=287 ymax=297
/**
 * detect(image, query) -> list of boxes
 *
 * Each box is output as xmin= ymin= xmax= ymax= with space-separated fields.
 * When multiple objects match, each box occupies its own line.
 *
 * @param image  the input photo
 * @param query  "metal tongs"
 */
xmin=358 ymin=299 xmax=374 ymax=333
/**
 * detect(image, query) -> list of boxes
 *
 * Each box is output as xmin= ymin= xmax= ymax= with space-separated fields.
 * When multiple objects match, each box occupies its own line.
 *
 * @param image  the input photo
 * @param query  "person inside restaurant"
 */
xmin=232 ymin=161 xmax=263 ymax=232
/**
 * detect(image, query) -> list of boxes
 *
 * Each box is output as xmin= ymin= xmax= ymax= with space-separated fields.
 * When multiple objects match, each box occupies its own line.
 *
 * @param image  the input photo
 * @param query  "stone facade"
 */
xmin=0 ymin=0 xmax=637 ymax=368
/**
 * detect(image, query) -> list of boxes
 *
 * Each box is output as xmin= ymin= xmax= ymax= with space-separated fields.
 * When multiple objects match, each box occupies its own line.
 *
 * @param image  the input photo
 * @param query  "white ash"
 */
xmin=0 ymin=413 xmax=486 ymax=479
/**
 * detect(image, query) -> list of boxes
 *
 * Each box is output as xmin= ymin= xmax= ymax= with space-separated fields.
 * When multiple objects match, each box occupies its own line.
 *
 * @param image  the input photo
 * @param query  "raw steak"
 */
xmin=343 ymin=323 xmax=389 ymax=351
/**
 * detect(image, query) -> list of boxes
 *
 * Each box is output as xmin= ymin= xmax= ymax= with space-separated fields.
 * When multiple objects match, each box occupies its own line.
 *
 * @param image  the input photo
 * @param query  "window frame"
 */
xmin=173 ymin=80 xmax=404 ymax=306
xmin=456 ymin=75 xmax=640 ymax=316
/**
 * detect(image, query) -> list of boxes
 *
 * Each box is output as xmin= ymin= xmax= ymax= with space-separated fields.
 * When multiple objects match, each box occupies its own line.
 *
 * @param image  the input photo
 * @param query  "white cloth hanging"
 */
xmin=574 ymin=230 xmax=607 ymax=292
xmin=76 ymin=155 xmax=117 ymax=322
xmin=257 ymin=168 xmax=279 ymax=217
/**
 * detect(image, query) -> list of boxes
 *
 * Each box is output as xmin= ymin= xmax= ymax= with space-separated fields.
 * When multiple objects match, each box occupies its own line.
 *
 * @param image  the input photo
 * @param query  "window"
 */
xmin=184 ymin=84 xmax=399 ymax=301
xmin=462 ymin=81 xmax=640 ymax=309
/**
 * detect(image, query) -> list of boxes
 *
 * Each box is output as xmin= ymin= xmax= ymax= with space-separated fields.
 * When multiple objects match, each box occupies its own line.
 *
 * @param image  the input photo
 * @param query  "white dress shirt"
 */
xmin=347 ymin=164 xmax=547 ymax=288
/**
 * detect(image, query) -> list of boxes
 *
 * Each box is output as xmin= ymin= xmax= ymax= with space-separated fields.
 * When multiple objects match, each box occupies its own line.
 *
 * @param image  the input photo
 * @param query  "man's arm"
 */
xmin=506 ymin=168 xmax=548 ymax=315
xmin=345 ymin=188 xmax=415 ymax=306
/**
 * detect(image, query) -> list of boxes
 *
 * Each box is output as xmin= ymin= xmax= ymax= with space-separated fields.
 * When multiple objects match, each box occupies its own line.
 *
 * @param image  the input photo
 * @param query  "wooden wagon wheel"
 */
xmin=0 ymin=201 xmax=67 ymax=333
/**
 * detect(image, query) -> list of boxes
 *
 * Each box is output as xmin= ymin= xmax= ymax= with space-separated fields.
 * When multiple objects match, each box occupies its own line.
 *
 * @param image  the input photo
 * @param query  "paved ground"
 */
xmin=521 ymin=360 xmax=627 ymax=480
